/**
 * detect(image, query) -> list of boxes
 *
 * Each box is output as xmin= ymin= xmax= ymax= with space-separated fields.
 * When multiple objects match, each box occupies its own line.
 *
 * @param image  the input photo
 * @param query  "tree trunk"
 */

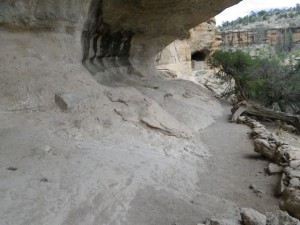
xmin=231 ymin=101 xmax=300 ymax=133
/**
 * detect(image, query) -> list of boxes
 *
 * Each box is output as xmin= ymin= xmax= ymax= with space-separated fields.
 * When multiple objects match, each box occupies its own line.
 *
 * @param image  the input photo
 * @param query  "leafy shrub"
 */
xmin=208 ymin=50 xmax=300 ymax=111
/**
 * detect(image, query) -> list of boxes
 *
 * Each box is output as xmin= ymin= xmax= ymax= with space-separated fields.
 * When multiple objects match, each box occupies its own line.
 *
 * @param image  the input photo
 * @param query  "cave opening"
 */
xmin=191 ymin=51 xmax=207 ymax=61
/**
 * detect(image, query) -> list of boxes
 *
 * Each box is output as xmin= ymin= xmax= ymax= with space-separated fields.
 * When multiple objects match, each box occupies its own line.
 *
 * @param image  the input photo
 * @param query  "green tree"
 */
xmin=287 ymin=29 xmax=294 ymax=51
xmin=208 ymin=50 xmax=300 ymax=110
xmin=207 ymin=50 xmax=253 ymax=101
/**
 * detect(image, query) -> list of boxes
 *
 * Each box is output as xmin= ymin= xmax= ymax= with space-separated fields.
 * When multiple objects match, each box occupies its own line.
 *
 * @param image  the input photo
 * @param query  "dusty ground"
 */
xmin=198 ymin=101 xmax=280 ymax=214
xmin=0 ymin=101 xmax=281 ymax=225
xmin=0 ymin=31 xmax=281 ymax=225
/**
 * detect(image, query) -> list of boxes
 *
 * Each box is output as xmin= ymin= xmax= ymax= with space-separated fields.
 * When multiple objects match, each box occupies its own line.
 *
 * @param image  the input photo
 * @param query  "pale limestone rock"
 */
xmin=156 ymin=40 xmax=192 ymax=78
xmin=289 ymin=178 xmax=300 ymax=187
xmin=55 ymin=93 xmax=87 ymax=112
xmin=156 ymin=19 xmax=221 ymax=79
xmin=107 ymin=87 xmax=193 ymax=139
xmin=267 ymin=163 xmax=283 ymax=175
xmin=280 ymin=188 xmax=300 ymax=220
xmin=289 ymin=170 xmax=300 ymax=179
xmin=240 ymin=208 xmax=266 ymax=225
xmin=290 ymin=160 xmax=300 ymax=169
xmin=209 ymin=218 xmax=242 ymax=225
xmin=266 ymin=210 xmax=300 ymax=225
xmin=189 ymin=18 xmax=221 ymax=53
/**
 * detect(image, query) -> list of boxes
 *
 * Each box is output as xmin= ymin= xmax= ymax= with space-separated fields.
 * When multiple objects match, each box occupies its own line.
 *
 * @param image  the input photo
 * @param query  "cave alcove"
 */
xmin=191 ymin=51 xmax=207 ymax=61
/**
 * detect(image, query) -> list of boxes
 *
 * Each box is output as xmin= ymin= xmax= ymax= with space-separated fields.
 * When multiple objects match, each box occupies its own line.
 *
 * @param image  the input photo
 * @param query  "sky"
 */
xmin=215 ymin=0 xmax=300 ymax=26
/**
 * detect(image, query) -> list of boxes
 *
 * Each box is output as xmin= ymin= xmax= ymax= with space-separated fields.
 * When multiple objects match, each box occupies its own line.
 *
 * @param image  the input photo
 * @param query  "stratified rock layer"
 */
xmin=156 ymin=18 xmax=221 ymax=79
xmin=221 ymin=27 xmax=300 ymax=48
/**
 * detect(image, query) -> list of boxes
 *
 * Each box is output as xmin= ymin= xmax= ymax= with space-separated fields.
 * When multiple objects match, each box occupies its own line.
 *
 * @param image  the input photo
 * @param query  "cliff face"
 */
xmin=155 ymin=18 xmax=221 ymax=78
xmin=0 ymin=0 xmax=241 ymax=85
xmin=222 ymin=27 xmax=300 ymax=48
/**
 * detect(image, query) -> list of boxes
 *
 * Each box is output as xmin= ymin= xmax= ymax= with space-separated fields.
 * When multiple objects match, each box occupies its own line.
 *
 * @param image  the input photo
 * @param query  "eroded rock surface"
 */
xmin=156 ymin=18 xmax=221 ymax=79
xmin=1 ymin=1 xmax=250 ymax=225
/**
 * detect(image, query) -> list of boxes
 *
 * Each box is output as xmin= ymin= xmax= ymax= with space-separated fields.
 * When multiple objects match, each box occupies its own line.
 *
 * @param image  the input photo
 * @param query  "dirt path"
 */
xmin=197 ymin=100 xmax=280 ymax=214
xmin=0 ymin=98 xmax=281 ymax=225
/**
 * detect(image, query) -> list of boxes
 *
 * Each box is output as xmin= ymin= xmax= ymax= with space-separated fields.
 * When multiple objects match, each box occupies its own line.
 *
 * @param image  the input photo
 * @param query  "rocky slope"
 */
xmin=1 ymin=1 xmax=256 ymax=225
xmin=1 ymin=1 xmax=299 ymax=225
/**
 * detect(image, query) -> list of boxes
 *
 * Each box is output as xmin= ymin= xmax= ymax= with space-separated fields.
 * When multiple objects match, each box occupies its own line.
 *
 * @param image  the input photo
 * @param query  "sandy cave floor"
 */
xmin=197 ymin=101 xmax=280 ymax=213
xmin=0 ymin=99 xmax=281 ymax=225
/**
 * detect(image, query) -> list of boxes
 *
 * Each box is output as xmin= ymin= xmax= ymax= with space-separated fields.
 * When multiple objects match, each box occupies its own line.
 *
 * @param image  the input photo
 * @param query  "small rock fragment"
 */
xmin=40 ymin=178 xmax=48 ymax=182
xmin=236 ymin=116 xmax=246 ymax=123
xmin=280 ymin=188 xmax=300 ymax=220
xmin=267 ymin=163 xmax=283 ymax=175
xmin=280 ymin=174 xmax=288 ymax=194
xmin=241 ymin=208 xmax=266 ymax=225
xmin=290 ymin=160 xmax=300 ymax=169
xmin=289 ymin=170 xmax=300 ymax=179
xmin=7 ymin=167 xmax=17 ymax=171
xmin=43 ymin=145 xmax=52 ymax=154
xmin=249 ymin=184 xmax=263 ymax=194
xmin=289 ymin=178 xmax=300 ymax=187
xmin=209 ymin=218 xmax=242 ymax=225
xmin=266 ymin=210 xmax=300 ymax=225
xmin=55 ymin=92 xmax=86 ymax=112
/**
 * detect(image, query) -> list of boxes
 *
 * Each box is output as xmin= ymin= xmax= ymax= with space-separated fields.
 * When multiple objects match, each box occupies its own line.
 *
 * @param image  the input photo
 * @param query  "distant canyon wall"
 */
xmin=221 ymin=27 xmax=300 ymax=48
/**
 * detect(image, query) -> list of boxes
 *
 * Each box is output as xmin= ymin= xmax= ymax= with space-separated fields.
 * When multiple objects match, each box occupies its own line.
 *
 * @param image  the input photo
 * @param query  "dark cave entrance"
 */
xmin=191 ymin=51 xmax=207 ymax=61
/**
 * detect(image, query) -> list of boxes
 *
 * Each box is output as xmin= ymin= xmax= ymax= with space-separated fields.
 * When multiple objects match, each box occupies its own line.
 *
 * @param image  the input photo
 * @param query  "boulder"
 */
xmin=253 ymin=138 xmax=275 ymax=159
xmin=289 ymin=178 xmax=300 ymax=187
xmin=266 ymin=210 xmax=300 ymax=225
xmin=267 ymin=163 xmax=283 ymax=175
xmin=280 ymin=188 xmax=300 ymax=220
xmin=240 ymin=208 xmax=266 ymax=225
xmin=290 ymin=160 xmax=300 ymax=169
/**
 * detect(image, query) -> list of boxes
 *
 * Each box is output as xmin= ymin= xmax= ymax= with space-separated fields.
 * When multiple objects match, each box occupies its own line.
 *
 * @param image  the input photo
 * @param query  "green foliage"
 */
xmin=219 ymin=4 xmax=300 ymax=30
xmin=208 ymin=50 xmax=300 ymax=110
xmin=275 ymin=29 xmax=294 ymax=54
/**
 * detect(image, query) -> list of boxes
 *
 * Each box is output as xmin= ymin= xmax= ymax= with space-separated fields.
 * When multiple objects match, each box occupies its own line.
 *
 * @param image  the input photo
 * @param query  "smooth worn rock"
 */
xmin=156 ymin=18 xmax=221 ymax=79
xmin=289 ymin=178 xmax=300 ymax=187
xmin=290 ymin=160 xmax=300 ymax=169
xmin=107 ymin=87 xmax=193 ymax=139
xmin=241 ymin=208 xmax=266 ymax=225
xmin=267 ymin=163 xmax=283 ymax=175
xmin=55 ymin=93 xmax=87 ymax=112
xmin=266 ymin=210 xmax=300 ymax=225
xmin=289 ymin=170 xmax=300 ymax=179
xmin=209 ymin=218 xmax=242 ymax=225
xmin=253 ymin=138 xmax=275 ymax=159
xmin=156 ymin=39 xmax=192 ymax=78
xmin=280 ymin=188 xmax=300 ymax=220
xmin=285 ymin=149 xmax=300 ymax=161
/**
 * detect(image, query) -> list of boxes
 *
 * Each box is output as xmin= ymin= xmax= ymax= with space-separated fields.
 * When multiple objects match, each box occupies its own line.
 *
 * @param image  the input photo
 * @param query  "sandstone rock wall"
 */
xmin=222 ymin=27 xmax=300 ymax=48
xmin=0 ymin=0 xmax=242 ymax=87
xmin=155 ymin=18 xmax=221 ymax=79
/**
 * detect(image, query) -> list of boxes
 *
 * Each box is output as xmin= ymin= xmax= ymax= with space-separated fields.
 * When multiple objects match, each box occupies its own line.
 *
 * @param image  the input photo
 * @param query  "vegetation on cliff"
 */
xmin=208 ymin=50 xmax=300 ymax=113
xmin=219 ymin=4 xmax=300 ymax=30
